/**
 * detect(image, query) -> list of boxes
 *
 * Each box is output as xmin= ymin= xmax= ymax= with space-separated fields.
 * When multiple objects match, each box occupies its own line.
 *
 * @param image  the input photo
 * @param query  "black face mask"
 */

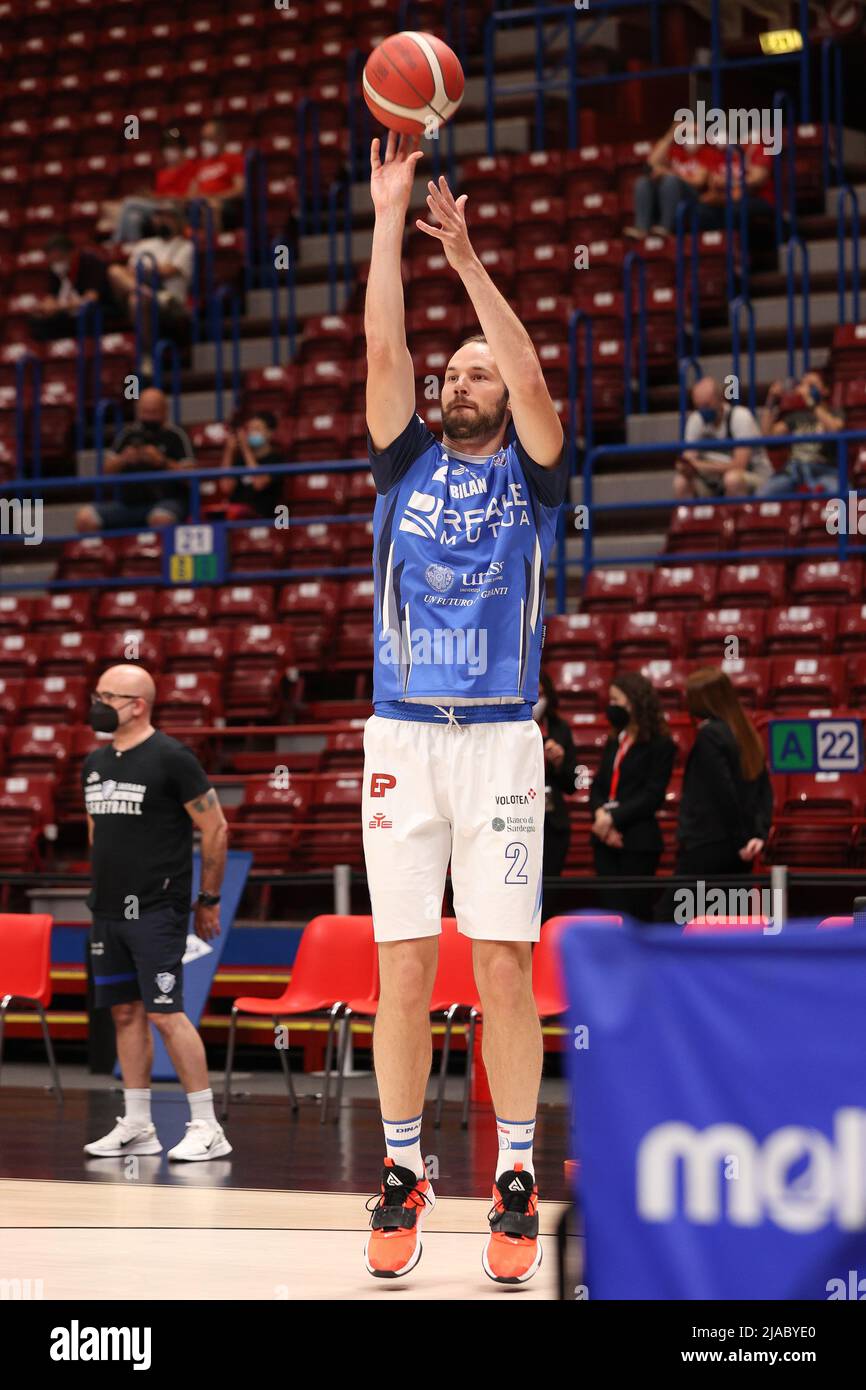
xmin=88 ymin=699 xmax=135 ymax=733
xmin=607 ymin=703 xmax=630 ymax=731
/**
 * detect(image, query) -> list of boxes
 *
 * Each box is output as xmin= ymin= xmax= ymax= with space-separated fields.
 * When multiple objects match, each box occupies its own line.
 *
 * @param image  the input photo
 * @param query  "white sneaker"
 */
xmin=84 ymin=1117 xmax=163 ymax=1158
xmin=167 ymin=1120 xmax=232 ymax=1162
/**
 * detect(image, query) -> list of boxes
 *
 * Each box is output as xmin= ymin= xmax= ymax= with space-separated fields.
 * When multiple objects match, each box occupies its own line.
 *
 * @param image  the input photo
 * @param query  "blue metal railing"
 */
xmin=14 ymin=352 xmax=41 ymax=481
xmin=820 ymin=40 xmax=845 ymax=190
xmin=153 ymin=339 xmax=182 ymax=423
xmin=297 ymin=99 xmax=322 ymax=237
xmin=567 ymin=307 xmax=593 ymax=470
xmin=784 ymin=235 xmax=811 ymax=380
xmin=836 ymin=186 xmax=862 ymax=327
xmin=210 ymin=287 xmax=241 ymax=423
xmin=133 ymin=254 xmax=160 ymax=380
xmin=563 ymin=428 xmax=866 ymax=601
xmin=724 ymin=144 xmax=749 ymax=305
xmin=188 ymin=198 xmax=216 ymax=345
xmin=674 ymin=200 xmax=701 ymax=370
xmin=75 ymin=300 xmax=102 ymax=455
xmin=730 ymin=296 xmax=757 ymax=416
xmin=623 ymin=251 xmax=647 ymax=416
xmin=772 ymin=88 xmax=798 ymax=245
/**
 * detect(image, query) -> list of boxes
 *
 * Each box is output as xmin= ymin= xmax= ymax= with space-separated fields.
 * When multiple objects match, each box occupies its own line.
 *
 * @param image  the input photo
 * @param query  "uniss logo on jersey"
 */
xmin=370 ymin=773 xmax=396 ymax=797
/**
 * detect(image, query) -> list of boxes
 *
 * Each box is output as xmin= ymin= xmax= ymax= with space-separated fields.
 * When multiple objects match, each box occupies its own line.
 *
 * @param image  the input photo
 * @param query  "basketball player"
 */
xmin=82 ymin=665 xmax=232 ymax=1161
xmin=362 ymin=132 xmax=567 ymax=1282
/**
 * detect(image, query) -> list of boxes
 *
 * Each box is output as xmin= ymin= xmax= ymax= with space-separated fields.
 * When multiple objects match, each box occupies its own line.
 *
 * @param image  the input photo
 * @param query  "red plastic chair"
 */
xmin=817 ymin=917 xmax=854 ymax=929
xmin=0 ymin=913 xmax=61 ymax=1098
xmin=221 ymin=914 xmax=374 ymax=1123
xmin=533 ymin=915 xmax=624 ymax=1019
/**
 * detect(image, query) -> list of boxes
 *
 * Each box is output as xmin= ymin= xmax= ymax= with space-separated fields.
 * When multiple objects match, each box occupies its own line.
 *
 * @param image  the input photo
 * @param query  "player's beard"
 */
xmin=443 ymin=389 xmax=509 ymax=443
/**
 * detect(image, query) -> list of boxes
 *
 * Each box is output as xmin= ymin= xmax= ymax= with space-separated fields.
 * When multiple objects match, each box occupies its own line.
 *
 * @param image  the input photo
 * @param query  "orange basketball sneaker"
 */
xmin=482 ymin=1163 xmax=542 ymax=1283
xmin=364 ymin=1157 xmax=436 ymax=1277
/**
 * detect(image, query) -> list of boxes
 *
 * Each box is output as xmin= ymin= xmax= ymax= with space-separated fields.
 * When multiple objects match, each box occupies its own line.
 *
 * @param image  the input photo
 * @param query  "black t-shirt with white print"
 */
xmin=83 ymin=730 xmax=211 ymax=917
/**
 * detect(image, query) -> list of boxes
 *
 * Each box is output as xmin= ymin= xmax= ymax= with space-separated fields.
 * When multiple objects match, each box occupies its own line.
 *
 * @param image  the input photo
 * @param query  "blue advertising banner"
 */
xmin=559 ymin=921 xmax=866 ymax=1300
xmin=113 ymin=849 xmax=252 ymax=1082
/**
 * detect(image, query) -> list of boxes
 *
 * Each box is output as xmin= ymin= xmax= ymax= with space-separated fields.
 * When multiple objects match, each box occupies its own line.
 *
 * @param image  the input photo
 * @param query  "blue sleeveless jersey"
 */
xmin=368 ymin=412 xmax=567 ymax=711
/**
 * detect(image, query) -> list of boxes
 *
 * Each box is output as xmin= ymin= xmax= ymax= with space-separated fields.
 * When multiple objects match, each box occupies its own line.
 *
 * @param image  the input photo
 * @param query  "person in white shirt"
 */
xmin=108 ymin=203 xmax=194 ymax=366
xmin=676 ymin=376 xmax=770 ymax=498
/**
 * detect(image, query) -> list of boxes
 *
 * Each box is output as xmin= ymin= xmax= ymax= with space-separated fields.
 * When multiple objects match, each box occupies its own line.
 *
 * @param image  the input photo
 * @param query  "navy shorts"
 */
xmin=90 ymin=905 xmax=189 ymax=1014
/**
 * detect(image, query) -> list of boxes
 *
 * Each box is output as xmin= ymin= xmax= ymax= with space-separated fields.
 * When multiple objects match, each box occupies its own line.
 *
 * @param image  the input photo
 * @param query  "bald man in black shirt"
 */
xmin=82 ymin=664 xmax=232 ymax=1161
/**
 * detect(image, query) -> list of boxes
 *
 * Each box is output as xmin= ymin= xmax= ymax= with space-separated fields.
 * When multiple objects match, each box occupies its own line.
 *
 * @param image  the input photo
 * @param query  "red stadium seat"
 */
xmin=7 ymin=724 xmax=73 ymax=777
xmin=792 ymin=559 xmax=863 ymax=605
xmin=291 ymin=413 xmax=350 ymax=463
xmin=164 ymin=627 xmax=231 ymax=674
xmin=155 ymin=672 xmax=222 ymax=726
xmin=581 ymin=567 xmax=650 ymax=612
xmin=212 ymin=584 xmax=275 ymax=625
xmin=0 ymin=775 xmax=55 ymax=870
xmin=686 ymin=607 xmax=766 ymax=659
xmin=613 ymin=611 xmax=684 ymax=661
xmin=0 ymin=634 xmax=44 ymax=680
xmin=285 ymin=470 xmax=348 ymax=516
xmin=629 ymin=658 xmax=689 ymax=711
xmin=666 ymin=504 xmax=735 ymax=553
xmin=544 ymin=660 xmax=613 ymax=714
xmin=230 ymin=526 xmax=290 ymax=573
xmin=96 ymin=589 xmax=158 ymax=629
xmin=153 ymin=588 xmax=213 ymax=628
xmin=278 ymin=579 xmax=340 ymax=666
xmin=0 ymin=677 xmax=25 ymax=725
xmin=0 ymin=594 xmax=36 ymax=634
xmin=41 ymin=630 xmax=101 ymax=678
xmin=731 ymin=500 xmax=802 ymax=551
xmin=543 ymin=612 xmax=614 ymax=661
xmin=650 ymin=564 xmax=717 ymax=611
xmin=836 ymin=603 xmax=866 ymax=654
xmin=768 ymin=656 xmax=846 ymax=711
xmin=765 ymin=605 xmax=838 ymax=656
xmin=715 ymin=562 xmax=786 ymax=608
xmin=97 ymin=629 xmax=166 ymax=668
xmin=115 ymin=531 xmax=163 ymax=577
xmin=21 ymin=675 xmax=88 ymax=722
xmin=32 ymin=592 xmax=93 ymax=631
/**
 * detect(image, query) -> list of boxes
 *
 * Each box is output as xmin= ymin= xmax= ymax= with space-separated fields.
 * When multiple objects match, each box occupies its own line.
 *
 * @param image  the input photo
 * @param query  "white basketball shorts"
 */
xmin=361 ymin=713 xmax=546 ymax=943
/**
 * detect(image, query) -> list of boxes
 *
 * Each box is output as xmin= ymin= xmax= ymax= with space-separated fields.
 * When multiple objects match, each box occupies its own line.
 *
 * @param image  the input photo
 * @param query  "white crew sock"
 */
xmin=187 ymin=1088 xmax=217 ymax=1126
xmin=382 ymin=1113 xmax=424 ymax=1179
xmin=123 ymin=1088 xmax=152 ymax=1127
xmin=495 ymin=1115 xmax=536 ymax=1180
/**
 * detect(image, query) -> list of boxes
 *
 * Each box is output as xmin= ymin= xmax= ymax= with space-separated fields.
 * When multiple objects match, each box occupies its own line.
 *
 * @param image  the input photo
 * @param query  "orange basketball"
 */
xmin=362 ymin=31 xmax=465 ymax=136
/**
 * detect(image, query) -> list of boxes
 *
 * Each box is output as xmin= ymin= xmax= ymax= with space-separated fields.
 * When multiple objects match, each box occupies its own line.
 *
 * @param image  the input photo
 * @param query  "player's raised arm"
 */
xmin=417 ymin=176 xmax=564 ymax=469
xmin=365 ymin=131 xmax=424 ymax=450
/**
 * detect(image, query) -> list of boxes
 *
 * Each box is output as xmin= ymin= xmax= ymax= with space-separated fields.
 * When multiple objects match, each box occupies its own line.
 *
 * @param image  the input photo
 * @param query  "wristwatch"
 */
xmin=197 ymin=891 xmax=221 ymax=907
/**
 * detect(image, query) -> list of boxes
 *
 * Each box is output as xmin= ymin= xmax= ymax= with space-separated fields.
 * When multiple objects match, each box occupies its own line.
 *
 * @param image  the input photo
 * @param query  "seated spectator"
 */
xmin=626 ymin=121 xmax=716 ymax=238
xmin=27 ymin=235 xmax=115 ymax=341
xmin=76 ymin=388 xmax=193 ymax=532
xmin=217 ymin=413 xmax=284 ymax=519
xmin=186 ymin=120 xmax=245 ymax=231
xmin=107 ymin=203 xmax=193 ymax=369
xmin=100 ymin=127 xmax=197 ymax=245
xmin=758 ymin=372 xmax=844 ymax=496
xmin=697 ymin=138 xmax=776 ymax=240
xmin=676 ymin=376 xmax=770 ymax=498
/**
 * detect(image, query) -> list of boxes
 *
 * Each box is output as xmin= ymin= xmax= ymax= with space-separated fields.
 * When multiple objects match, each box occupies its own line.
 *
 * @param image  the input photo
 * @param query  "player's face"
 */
xmin=441 ymin=354 xmax=509 ymax=443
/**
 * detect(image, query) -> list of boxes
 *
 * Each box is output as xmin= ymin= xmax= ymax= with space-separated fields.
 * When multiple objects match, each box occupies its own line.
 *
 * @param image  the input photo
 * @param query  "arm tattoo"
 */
xmin=192 ymin=789 xmax=217 ymax=813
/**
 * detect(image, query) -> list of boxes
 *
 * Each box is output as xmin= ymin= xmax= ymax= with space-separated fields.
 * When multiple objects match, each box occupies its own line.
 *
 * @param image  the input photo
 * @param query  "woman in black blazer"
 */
xmin=589 ymin=671 xmax=676 ymax=918
xmin=675 ymin=666 xmax=772 ymax=877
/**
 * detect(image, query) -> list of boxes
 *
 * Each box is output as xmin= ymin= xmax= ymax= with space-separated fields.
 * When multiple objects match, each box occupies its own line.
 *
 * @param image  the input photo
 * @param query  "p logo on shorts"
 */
xmin=370 ymin=773 xmax=397 ymax=797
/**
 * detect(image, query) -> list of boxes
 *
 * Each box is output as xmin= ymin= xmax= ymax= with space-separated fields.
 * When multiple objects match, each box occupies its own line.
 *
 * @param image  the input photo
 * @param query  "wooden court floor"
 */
xmin=0 ymin=1177 xmax=568 ymax=1300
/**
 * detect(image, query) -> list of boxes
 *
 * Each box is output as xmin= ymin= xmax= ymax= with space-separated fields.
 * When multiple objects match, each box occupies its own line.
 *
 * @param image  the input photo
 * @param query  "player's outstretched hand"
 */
xmin=416 ymin=175 xmax=473 ymax=272
xmin=370 ymin=130 xmax=424 ymax=214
